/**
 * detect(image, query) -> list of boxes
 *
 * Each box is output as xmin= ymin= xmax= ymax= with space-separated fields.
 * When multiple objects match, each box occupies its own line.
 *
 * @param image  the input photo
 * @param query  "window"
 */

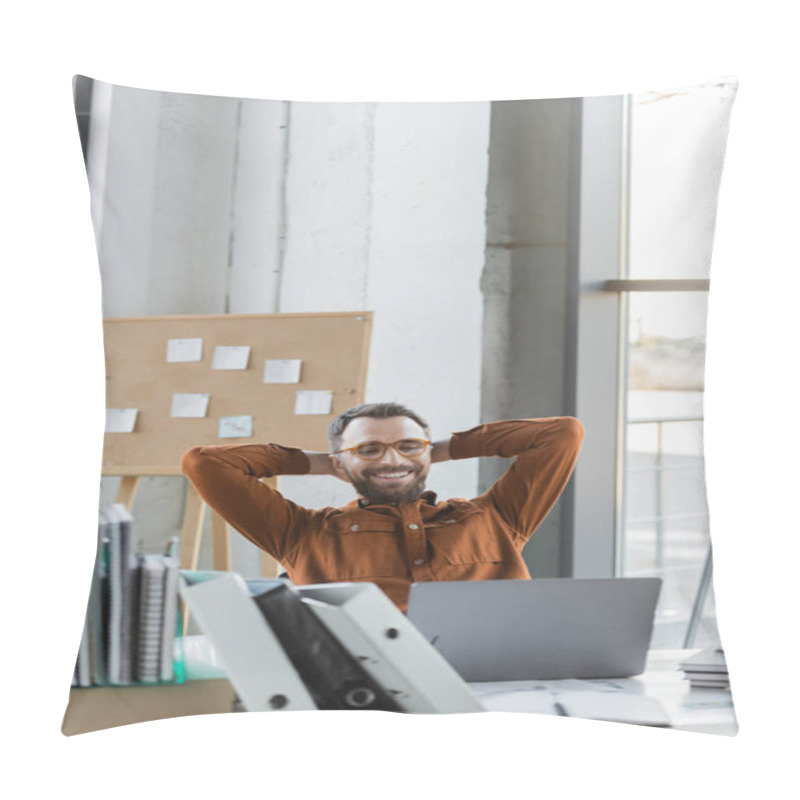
xmin=614 ymin=80 xmax=736 ymax=648
xmin=620 ymin=290 xmax=716 ymax=647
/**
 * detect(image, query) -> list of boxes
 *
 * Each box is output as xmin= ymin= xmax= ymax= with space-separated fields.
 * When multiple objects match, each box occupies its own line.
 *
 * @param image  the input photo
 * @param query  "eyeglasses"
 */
xmin=333 ymin=438 xmax=432 ymax=461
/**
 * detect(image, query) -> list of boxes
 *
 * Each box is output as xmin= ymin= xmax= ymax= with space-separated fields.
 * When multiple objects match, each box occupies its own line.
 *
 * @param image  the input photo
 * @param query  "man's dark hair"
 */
xmin=328 ymin=402 xmax=430 ymax=452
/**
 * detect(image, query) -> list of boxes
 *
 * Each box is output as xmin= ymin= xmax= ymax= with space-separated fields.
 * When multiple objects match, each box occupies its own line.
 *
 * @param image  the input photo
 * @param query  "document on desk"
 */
xmin=554 ymin=691 xmax=672 ymax=728
xmin=470 ymin=683 xmax=671 ymax=727
xmin=476 ymin=690 xmax=560 ymax=715
xmin=471 ymin=677 xmax=639 ymax=696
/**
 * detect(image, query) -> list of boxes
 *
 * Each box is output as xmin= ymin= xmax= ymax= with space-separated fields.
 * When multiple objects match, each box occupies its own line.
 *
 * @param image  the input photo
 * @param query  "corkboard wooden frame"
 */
xmin=101 ymin=312 xmax=373 ymax=476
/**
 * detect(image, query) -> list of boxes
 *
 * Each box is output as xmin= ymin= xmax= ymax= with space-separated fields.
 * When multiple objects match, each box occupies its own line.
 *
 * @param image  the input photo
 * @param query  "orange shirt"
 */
xmin=181 ymin=417 xmax=584 ymax=611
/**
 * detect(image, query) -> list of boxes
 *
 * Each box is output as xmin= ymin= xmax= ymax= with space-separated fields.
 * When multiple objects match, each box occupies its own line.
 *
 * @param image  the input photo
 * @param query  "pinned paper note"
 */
xmin=294 ymin=390 xmax=333 ymax=415
xmin=264 ymin=359 xmax=302 ymax=384
xmin=166 ymin=338 xmax=203 ymax=363
xmin=212 ymin=345 xmax=251 ymax=370
xmin=218 ymin=415 xmax=254 ymax=438
xmin=105 ymin=408 xmax=138 ymax=433
xmin=170 ymin=393 xmax=210 ymax=418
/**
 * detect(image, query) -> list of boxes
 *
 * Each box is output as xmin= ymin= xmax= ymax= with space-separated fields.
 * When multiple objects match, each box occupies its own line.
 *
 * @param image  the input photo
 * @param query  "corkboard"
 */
xmin=101 ymin=312 xmax=372 ymax=475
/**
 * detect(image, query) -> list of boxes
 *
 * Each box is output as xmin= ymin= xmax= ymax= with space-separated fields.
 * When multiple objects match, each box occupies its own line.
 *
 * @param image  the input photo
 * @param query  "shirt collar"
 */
xmin=353 ymin=489 xmax=439 ymax=510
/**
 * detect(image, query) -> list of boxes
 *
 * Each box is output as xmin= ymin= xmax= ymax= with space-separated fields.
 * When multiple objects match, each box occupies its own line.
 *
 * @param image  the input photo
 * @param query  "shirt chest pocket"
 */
xmin=426 ymin=509 xmax=507 ymax=565
xmin=327 ymin=517 xmax=402 ymax=579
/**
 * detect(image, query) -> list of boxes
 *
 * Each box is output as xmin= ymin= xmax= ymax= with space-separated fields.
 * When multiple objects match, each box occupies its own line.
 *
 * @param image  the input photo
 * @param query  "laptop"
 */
xmin=406 ymin=578 xmax=662 ymax=681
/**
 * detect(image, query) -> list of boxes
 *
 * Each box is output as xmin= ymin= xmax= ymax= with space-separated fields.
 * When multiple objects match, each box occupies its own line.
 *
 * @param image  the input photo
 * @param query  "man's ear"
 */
xmin=329 ymin=453 xmax=350 ymax=482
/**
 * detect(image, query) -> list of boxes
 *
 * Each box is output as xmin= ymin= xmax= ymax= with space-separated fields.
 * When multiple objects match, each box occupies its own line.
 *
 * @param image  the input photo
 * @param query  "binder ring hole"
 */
xmin=269 ymin=694 xmax=289 ymax=709
xmin=345 ymin=688 xmax=377 ymax=708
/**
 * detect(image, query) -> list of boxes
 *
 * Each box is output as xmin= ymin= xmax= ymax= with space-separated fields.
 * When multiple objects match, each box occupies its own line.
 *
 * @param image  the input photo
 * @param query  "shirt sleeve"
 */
xmin=449 ymin=417 xmax=584 ymax=541
xmin=180 ymin=443 xmax=313 ymax=564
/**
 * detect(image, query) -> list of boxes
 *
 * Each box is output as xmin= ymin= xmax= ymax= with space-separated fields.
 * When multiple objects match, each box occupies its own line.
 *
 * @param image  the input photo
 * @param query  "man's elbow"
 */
xmin=558 ymin=416 xmax=585 ymax=446
xmin=180 ymin=446 xmax=206 ymax=478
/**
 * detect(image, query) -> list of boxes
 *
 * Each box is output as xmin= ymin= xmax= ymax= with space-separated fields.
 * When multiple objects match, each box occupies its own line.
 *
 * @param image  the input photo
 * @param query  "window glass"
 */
xmin=617 ymin=80 xmax=735 ymax=647
xmin=627 ymin=80 xmax=737 ymax=279
xmin=621 ymin=292 xmax=719 ymax=647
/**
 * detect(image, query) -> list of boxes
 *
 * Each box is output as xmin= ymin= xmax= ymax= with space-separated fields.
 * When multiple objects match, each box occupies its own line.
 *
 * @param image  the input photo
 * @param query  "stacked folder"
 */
xmin=72 ymin=504 xmax=181 ymax=688
xmin=180 ymin=572 xmax=486 ymax=714
xmin=679 ymin=647 xmax=730 ymax=690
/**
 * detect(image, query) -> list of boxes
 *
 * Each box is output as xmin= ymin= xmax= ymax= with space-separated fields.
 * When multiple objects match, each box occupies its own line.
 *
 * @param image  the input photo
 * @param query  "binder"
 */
xmin=252 ymin=583 xmax=403 ymax=712
xmin=179 ymin=572 xmax=317 ymax=712
xmin=105 ymin=504 xmax=139 ymax=684
xmin=297 ymin=583 xmax=485 ymax=714
xmin=74 ymin=617 xmax=91 ymax=688
xmin=116 ymin=504 xmax=139 ymax=684
xmin=89 ymin=519 xmax=109 ymax=685
xmin=105 ymin=506 xmax=123 ymax=683
xmin=75 ymin=510 xmax=109 ymax=686
xmin=183 ymin=573 xmax=485 ymax=714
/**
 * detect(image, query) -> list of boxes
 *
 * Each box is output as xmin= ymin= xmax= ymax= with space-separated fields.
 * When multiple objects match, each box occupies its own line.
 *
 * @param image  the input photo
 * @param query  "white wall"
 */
xmin=92 ymin=84 xmax=491 ymax=574
xmin=280 ymin=101 xmax=489 ymax=512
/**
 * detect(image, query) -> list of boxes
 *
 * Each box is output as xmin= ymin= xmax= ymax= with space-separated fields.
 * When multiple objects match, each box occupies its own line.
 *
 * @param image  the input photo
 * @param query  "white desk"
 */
xmin=469 ymin=649 xmax=737 ymax=735
xmin=63 ymin=646 xmax=735 ymax=736
xmin=182 ymin=638 xmax=736 ymax=734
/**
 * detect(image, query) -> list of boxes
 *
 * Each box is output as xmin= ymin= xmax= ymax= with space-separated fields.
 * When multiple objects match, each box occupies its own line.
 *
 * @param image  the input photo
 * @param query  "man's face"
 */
xmin=330 ymin=415 xmax=432 ymax=505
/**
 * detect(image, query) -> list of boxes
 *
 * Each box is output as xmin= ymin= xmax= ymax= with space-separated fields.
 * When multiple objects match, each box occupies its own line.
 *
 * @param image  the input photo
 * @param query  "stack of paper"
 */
xmin=679 ymin=647 xmax=730 ymax=689
xmin=72 ymin=508 xmax=181 ymax=687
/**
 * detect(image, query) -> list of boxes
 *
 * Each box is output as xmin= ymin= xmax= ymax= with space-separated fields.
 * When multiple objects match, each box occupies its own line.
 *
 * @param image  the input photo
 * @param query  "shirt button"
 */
xmin=408 ymin=523 xmax=420 ymax=530
xmin=350 ymin=524 xmax=360 ymax=532
xmin=413 ymin=558 xmax=426 ymax=565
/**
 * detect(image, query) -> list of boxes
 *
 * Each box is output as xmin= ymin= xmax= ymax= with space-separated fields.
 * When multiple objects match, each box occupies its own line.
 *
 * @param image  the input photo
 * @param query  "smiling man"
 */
xmin=181 ymin=402 xmax=584 ymax=611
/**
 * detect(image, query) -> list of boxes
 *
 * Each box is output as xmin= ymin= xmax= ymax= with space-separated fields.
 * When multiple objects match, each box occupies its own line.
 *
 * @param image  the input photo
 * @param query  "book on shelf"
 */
xmin=107 ymin=504 xmax=138 ymax=684
xmin=71 ymin=507 xmax=183 ymax=688
xmin=159 ymin=539 xmax=181 ymax=683
xmin=136 ymin=554 xmax=166 ymax=683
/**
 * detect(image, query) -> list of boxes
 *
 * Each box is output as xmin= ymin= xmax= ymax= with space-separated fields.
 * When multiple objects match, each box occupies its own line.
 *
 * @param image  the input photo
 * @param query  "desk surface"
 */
xmin=469 ymin=649 xmax=737 ymax=735
xmin=182 ymin=638 xmax=735 ymax=734
xmin=65 ymin=642 xmax=736 ymax=736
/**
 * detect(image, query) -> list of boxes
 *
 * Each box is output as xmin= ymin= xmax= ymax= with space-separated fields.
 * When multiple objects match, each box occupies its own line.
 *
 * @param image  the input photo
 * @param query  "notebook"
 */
xmin=406 ymin=578 xmax=661 ymax=681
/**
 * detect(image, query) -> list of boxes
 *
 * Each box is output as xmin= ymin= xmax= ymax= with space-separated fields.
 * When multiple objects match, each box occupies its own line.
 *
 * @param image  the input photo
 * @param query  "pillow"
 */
xmin=63 ymin=76 xmax=737 ymax=736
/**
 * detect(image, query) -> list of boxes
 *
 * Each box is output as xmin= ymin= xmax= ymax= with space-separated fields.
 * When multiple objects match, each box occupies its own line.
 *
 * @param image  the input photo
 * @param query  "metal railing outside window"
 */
xmin=621 ymin=415 xmax=717 ymax=648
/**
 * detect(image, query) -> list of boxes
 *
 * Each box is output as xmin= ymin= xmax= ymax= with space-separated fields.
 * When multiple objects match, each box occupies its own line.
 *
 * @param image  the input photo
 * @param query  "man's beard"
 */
xmin=345 ymin=464 xmax=428 ymax=505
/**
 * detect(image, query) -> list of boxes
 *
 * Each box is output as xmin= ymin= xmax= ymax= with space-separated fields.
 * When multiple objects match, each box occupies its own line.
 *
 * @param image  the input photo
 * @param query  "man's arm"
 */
xmin=181 ymin=443 xmax=314 ymax=563
xmin=445 ymin=417 xmax=584 ymax=541
xmin=430 ymin=439 xmax=452 ymax=464
xmin=303 ymin=450 xmax=338 ymax=475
